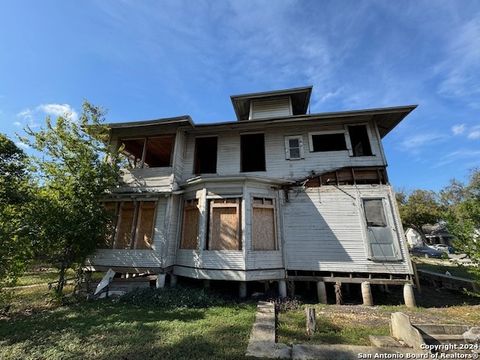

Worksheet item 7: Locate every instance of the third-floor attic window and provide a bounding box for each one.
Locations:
[120,135,175,168]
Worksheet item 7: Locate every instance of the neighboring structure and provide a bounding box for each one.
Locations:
[86,86,417,304]
[405,228,424,248]
[421,223,454,247]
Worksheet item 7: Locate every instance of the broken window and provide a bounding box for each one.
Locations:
[121,138,145,168]
[284,135,304,160]
[363,199,387,227]
[348,125,372,156]
[194,137,218,174]
[208,198,241,250]
[180,199,200,249]
[111,201,156,249]
[310,133,347,152]
[119,135,175,168]
[143,136,174,167]
[252,197,277,250]
[241,134,266,172]
[363,198,400,261]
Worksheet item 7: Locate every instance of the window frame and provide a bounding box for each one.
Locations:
[284,135,305,160]
[111,200,157,250]
[344,123,375,157]
[179,198,200,250]
[206,198,242,251]
[118,135,175,169]
[308,130,349,153]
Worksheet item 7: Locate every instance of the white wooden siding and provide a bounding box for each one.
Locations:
[249,97,292,119]
[87,197,168,269]
[120,168,173,192]
[282,185,411,274]
[181,122,384,181]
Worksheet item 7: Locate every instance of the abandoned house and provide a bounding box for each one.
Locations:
[86,86,417,304]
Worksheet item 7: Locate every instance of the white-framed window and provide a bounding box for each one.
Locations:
[284,135,304,160]
[308,130,348,152]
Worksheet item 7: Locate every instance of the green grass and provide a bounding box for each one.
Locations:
[414,259,480,282]
[0,294,256,360]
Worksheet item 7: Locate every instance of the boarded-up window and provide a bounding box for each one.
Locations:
[102,202,119,248]
[135,201,156,249]
[180,199,200,249]
[363,198,400,261]
[208,199,241,250]
[115,202,136,249]
[252,197,276,250]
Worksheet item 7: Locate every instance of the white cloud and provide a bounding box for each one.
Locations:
[13,121,22,127]
[37,103,78,122]
[451,123,465,135]
[15,141,30,149]
[467,130,480,139]
[433,149,480,168]
[400,133,447,153]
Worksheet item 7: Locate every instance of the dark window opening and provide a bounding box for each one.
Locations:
[194,137,218,174]
[363,199,387,227]
[348,125,372,156]
[311,133,347,152]
[241,133,266,172]
[143,136,174,167]
[121,138,145,168]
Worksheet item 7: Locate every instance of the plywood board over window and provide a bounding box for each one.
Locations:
[115,202,136,249]
[180,199,200,249]
[208,199,241,250]
[252,197,277,250]
[135,201,157,249]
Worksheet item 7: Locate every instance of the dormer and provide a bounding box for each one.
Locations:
[230,86,312,121]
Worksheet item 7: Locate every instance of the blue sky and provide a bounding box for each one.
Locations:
[0,0,479,191]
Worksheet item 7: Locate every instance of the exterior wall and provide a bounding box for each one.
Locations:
[282,184,412,274]
[86,196,168,271]
[249,97,292,119]
[181,121,384,182]
[119,168,173,192]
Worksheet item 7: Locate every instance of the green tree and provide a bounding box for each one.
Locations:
[23,102,121,296]
[443,169,480,264]
[0,134,32,306]
[396,189,443,231]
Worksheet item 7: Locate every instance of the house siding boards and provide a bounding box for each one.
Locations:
[283,185,410,274]
[87,86,415,283]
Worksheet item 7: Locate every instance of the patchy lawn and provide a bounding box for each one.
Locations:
[413,257,480,282]
[0,289,256,360]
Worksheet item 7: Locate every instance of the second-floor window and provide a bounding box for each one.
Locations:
[309,132,347,152]
[348,125,373,156]
[241,133,266,172]
[284,135,304,160]
[120,135,175,169]
[194,137,217,174]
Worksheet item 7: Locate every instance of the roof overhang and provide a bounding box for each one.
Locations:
[230,86,312,121]
[106,115,193,129]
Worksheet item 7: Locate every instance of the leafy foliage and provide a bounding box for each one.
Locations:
[0,134,33,308]
[443,169,480,264]
[22,102,121,296]
[396,189,443,230]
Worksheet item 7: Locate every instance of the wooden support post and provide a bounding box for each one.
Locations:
[239,282,247,299]
[278,280,287,298]
[305,307,316,337]
[412,262,422,294]
[170,274,177,287]
[403,283,416,308]
[316,281,327,304]
[156,274,166,289]
[334,282,343,305]
[361,281,373,306]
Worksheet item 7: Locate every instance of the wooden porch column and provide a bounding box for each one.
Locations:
[316,281,327,304]
[278,280,287,298]
[361,281,373,306]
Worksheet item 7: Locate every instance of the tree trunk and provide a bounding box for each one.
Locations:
[55,262,67,297]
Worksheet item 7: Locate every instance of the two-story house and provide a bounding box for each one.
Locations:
[86,86,417,305]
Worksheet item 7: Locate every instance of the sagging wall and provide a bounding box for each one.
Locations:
[174,180,285,281]
[181,121,385,181]
[86,197,169,271]
[282,184,412,274]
